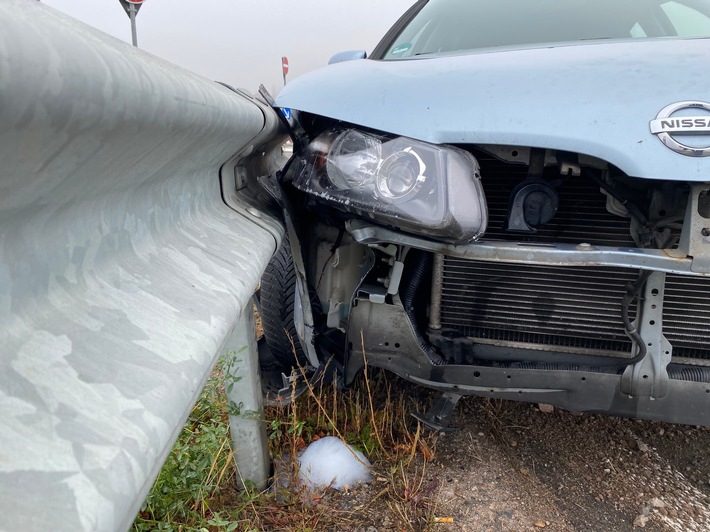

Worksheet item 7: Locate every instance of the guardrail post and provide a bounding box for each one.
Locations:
[223,306,270,491]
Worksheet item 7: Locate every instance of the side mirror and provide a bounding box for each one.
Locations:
[328,50,367,65]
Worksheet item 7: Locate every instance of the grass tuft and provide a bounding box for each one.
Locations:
[133,352,439,532]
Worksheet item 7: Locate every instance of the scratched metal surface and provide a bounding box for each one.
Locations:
[0,1,281,530]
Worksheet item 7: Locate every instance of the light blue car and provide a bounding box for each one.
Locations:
[261,0,710,427]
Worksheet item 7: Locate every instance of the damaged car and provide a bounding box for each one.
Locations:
[259,0,710,427]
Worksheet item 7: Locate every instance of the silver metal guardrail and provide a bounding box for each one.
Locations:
[0,1,284,530]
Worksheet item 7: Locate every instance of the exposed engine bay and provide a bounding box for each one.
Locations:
[271,114,710,426]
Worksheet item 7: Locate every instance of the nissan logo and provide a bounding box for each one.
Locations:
[650,101,710,157]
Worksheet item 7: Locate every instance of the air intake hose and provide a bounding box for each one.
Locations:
[400,250,447,366]
[618,270,653,370]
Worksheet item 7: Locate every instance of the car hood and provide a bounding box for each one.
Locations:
[277,39,710,181]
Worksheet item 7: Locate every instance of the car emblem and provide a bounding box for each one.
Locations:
[650,101,710,157]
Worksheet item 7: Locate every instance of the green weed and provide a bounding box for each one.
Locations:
[133,359,235,532]
[133,352,439,532]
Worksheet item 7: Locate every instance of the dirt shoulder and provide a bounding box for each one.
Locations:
[424,397,710,531]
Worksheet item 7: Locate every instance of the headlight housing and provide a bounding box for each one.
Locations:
[286,129,488,243]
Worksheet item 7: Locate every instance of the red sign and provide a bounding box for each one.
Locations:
[282,57,289,76]
[127,0,143,3]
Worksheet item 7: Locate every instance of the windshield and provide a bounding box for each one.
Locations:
[375,0,710,59]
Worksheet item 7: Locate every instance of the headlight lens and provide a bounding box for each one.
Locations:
[376,148,425,202]
[286,129,487,243]
[326,130,380,189]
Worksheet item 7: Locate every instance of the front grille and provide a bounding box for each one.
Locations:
[474,151,636,247]
[440,259,710,360]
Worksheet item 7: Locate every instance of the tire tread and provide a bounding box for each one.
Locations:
[260,238,307,368]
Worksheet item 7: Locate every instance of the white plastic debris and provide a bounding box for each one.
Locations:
[297,436,372,490]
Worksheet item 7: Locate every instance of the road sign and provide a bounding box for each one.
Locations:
[282,56,289,76]
[119,0,143,18]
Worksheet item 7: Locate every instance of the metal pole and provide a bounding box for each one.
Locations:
[224,308,270,490]
[282,69,286,87]
[129,3,138,47]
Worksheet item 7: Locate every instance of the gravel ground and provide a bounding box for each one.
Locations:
[424,396,710,531]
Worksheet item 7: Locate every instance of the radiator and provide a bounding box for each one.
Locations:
[440,259,710,360]
[438,153,710,361]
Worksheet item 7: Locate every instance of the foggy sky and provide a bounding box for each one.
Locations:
[42,0,414,95]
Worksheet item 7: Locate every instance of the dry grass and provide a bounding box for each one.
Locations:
[254,358,440,531]
[133,349,440,532]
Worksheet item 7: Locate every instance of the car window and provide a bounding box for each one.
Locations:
[377,0,710,59]
[661,1,710,34]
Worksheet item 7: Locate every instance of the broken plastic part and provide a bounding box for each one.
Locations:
[412,392,463,431]
[387,260,405,295]
[369,292,386,304]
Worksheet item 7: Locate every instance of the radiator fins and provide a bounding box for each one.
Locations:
[438,154,710,362]
[440,259,710,361]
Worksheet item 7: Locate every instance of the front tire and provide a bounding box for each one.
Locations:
[259,238,308,370]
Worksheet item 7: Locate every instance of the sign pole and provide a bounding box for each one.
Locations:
[129,3,138,47]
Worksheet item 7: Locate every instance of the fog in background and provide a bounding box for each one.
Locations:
[42,0,414,95]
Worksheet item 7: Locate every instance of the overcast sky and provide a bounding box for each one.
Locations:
[42,0,414,95]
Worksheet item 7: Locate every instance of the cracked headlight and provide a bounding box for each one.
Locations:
[287,129,487,243]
